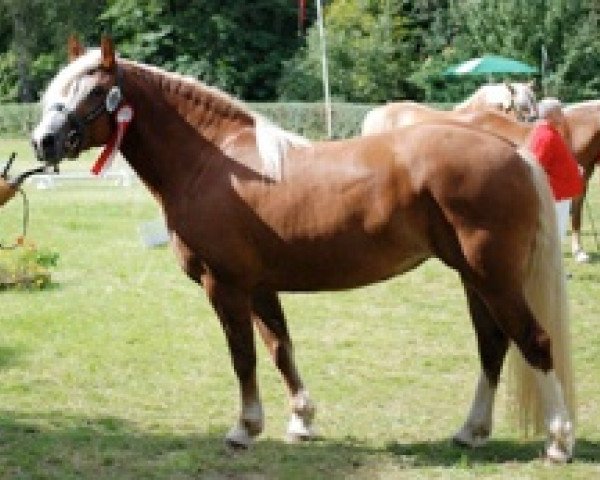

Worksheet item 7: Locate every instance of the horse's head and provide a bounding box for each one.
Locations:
[505,80,538,121]
[32,36,124,165]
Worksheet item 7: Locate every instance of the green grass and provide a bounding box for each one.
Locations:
[0,139,599,479]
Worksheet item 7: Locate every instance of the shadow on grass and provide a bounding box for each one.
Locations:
[385,437,600,466]
[0,345,24,369]
[1,411,598,479]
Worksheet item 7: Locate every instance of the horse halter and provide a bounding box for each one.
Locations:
[49,70,125,153]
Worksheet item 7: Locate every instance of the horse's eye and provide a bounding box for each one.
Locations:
[90,86,105,97]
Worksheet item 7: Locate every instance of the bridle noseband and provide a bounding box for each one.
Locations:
[48,69,125,152]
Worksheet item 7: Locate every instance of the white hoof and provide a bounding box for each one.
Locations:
[225,425,253,449]
[574,248,590,263]
[225,415,264,450]
[453,424,490,448]
[545,419,574,463]
[286,412,317,442]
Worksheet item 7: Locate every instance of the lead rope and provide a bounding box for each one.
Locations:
[0,186,28,250]
[0,153,49,250]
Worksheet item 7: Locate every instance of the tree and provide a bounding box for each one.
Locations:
[278,0,421,103]
[410,0,600,103]
[99,0,303,100]
[0,0,103,102]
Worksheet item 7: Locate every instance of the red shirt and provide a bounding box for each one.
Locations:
[528,121,583,200]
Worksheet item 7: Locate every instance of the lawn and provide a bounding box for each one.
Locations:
[0,139,599,479]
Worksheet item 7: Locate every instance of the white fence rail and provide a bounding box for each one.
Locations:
[26,168,135,189]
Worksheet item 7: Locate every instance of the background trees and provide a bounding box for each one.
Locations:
[0,0,599,104]
[277,0,420,102]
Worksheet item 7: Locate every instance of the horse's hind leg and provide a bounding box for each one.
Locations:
[477,288,573,462]
[571,167,593,262]
[454,281,509,448]
[251,291,316,442]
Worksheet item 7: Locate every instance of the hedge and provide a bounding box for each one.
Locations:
[0,102,378,140]
[0,103,41,139]
[0,102,452,140]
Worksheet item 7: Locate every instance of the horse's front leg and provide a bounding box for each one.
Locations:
[251,291,317,442]
[203,276,264,448]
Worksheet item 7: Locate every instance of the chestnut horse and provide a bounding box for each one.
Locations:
[564,101,600,262]
[31,37,575,462]
[454,82,538,121]
[362,101,596,261]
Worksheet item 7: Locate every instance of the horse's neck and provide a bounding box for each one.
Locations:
[118,62,255,195]
[567,107,600,160]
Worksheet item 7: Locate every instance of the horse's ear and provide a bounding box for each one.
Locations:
[503,80,515,95]
[68,34,85,62]
[100,35,116,70]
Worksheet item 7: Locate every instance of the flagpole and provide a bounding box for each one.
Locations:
[315,0,332,138]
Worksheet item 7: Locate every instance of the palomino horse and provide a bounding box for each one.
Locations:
[564,101,600,262]
[31,37,575,462]
[362,101,595,261]
[454,82,538,121]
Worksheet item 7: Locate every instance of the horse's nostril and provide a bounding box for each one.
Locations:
[41,134,55,152]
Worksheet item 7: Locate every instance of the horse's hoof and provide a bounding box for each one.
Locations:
[574,249,590,263]
[452,427,490,448]
[545,443,572,464]
[224,438,250,453]
[286,412,317,443]
[545,419,574,464]
[225,424,254,450]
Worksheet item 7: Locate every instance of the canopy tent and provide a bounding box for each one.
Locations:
[445,55,538,76]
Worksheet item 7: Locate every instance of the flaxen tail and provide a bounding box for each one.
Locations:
[507,147,576,434]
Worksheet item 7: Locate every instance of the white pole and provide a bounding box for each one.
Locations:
[315,0,332,138]
[541,44,548,96]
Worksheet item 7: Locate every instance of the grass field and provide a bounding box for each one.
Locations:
[0,138,599,479]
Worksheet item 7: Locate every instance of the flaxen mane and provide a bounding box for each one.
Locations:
[44,49,310,180]
[120,58,310,180]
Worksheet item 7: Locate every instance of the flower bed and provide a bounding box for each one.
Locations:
[0,241,59,289]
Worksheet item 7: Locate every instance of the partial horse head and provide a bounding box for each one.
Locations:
[455,81,538,121]
[506,80,538,121]
[32,36,122,164]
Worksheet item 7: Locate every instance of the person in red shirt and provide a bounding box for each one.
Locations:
[528,98,584,242]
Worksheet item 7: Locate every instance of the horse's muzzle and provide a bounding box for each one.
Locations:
[31,133,62,164]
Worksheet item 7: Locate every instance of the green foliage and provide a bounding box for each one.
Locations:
[278,0,421,102]
[0,50,18,102]
[1,1,600,104]
[0,103,40,138]
[409,0,600,103]
[99,0,302,100]
[0,242,59,290]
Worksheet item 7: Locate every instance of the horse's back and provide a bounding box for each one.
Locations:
[362,101,448,135]
[362,102,531,146]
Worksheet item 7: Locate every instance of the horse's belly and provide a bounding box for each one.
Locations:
[260,240,430,292]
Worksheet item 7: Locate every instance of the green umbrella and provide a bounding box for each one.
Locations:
[445,55,538,76]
